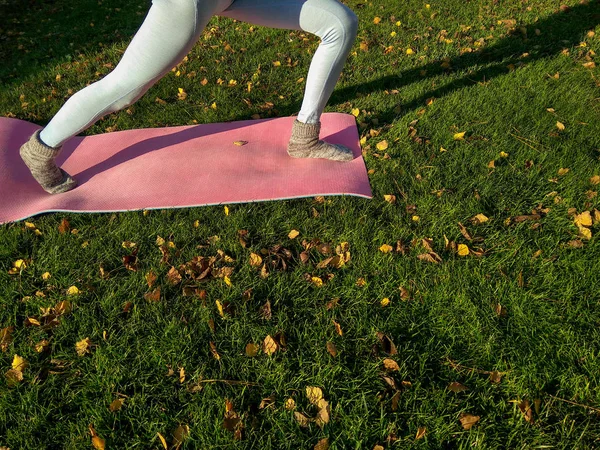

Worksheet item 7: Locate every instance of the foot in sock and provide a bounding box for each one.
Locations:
[19,130,77,194]
[287,119,354,161]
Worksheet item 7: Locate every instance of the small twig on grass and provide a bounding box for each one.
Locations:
[444,356,506,377]
[547,394,600,414]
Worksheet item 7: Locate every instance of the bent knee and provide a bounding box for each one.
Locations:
[303,1,359,44]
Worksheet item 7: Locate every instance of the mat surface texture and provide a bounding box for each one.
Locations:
[0,113,372,224]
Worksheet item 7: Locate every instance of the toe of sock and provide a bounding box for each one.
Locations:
[44,169,77,194]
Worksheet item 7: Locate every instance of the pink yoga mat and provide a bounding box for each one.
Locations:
[0,113,372,224]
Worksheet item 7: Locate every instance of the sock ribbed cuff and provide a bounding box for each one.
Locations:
[291,119,321,140]
[32,130,62,158]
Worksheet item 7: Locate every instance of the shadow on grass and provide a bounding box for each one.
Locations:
[2,0,599,130]
[232,1,600,127]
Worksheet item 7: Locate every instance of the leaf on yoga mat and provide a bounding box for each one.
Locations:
[233,140,248,146]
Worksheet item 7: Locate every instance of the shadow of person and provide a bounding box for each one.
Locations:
[230,1,600,127]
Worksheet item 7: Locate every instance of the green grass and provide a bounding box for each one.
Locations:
[1,0,600,448]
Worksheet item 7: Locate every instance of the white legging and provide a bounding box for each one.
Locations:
[39,0,359,148]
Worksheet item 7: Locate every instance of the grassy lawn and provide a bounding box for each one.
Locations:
[2,0,600,448]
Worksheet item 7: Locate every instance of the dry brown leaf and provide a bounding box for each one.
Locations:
[5,368,23,385]
[383,358,400,371]
[144,287,161,302]
[0,327,14,352]
[417,252,442,263]
[249,252,262,267]
[294,411,311,427]
[259,395,276,409]
[92,436,105,450]
[326,341,338,357]
[415,426,427,440]
[314,438,329,450]
[315,400,330,427]
[245,343,259,357]
[376,332,398,355]
[260,300,272,320]
[519,399,534,424]
[58,218,70,234]
[448,382,468,393]
[109,398,125,412]
[172,424,190,448]
[209,341,220,360]
[263,335,278,355]
[332,320,343,336]
[306,386,323,405]
[459,413,480,430]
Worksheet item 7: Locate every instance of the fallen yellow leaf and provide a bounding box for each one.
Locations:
[379,244,393,253]
[306,386,324,405]
[376,140,388,151]
[12,354,28,372]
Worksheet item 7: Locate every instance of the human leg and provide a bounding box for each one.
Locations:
[21,0,232,193]
[220,0,359,161]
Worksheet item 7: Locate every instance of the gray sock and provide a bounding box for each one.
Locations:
[19,129,77,194]
[287,120,354,161]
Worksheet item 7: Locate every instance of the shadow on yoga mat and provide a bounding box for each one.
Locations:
[0,112,372,224]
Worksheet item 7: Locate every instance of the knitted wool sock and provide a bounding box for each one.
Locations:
[19,129,77,194]
[287,119,354,161]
